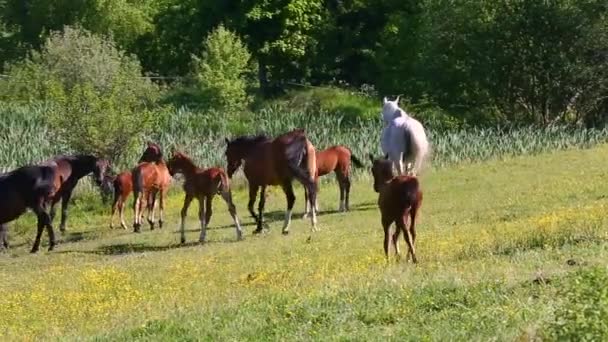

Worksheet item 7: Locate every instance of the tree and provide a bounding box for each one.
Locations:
[193,24,256,114]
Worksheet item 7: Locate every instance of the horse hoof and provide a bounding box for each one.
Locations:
[159,221,163,229]
[282,230,289,235]
[30,248,39,254]
[252,229,263,235]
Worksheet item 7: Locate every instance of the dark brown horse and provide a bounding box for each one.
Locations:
[369,155,423,263]
[109,144,163,229]
[0,164,57,253]
[42,155,111,233]
[132,142,172,232]
[167,150,243,243]
[303,145,364,217]
[225,129,318,235]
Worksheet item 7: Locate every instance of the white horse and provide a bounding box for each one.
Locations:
[380,96,430,176]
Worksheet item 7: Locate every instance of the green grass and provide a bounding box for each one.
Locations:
[2,145,608,340]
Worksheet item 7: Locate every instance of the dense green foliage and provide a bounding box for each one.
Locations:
[1,27,160,161]
[192,24,256,114]
[1,0,607,125]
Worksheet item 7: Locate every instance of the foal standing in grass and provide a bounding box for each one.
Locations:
[370,155,423,263]
[167,150,243,244]
[303,145,364,217]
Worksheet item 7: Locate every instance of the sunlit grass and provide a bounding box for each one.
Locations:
[1,145,608,340]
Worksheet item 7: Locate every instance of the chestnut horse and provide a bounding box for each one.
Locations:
[42,155,111,233]
[109,144,163,229]
[0,164,57,253]
[303,145,364,217]
[225,129,318,235]
[167,151,243,243]
[132,142,172,232]
[369,155,422,263]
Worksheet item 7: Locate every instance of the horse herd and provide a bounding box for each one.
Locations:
[0,97,429,262]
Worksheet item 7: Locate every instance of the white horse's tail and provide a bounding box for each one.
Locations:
[406,119,431,175]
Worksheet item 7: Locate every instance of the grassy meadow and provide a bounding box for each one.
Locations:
[1,144,608,340]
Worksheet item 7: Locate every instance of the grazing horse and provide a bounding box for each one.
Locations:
[380,96,430,176]
[0,164,57,253]
[166,151,243,243]
[132,142,172,232]
[225,129,318,235]
[41,155,111,233]
[302,145,364,217]
[109,144,163,229]
[369,154,423,263]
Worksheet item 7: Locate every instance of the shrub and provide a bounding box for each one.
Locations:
[192,24,257,114]
[1,26,160,162]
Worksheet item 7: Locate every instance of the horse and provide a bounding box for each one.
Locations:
[0,164,57,253]
[224,129,318,235]
[42,154,111,233]
[369,154,423,263]
[302,145,364,218]
[132,142,172,232]
[166,151,243,243]
[109,143,163,229]
[380,96,430,176]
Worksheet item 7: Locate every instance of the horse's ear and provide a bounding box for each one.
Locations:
[384,154,389,160]
[395,95,400,104]
[224,137,230,145]
[368,153,375,164]
[383,97,387,104]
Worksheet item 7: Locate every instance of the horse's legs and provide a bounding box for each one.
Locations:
[58,189,73,233]
[179,193,193,244]
[158,189,166,229]
[398,212,417,264]
[248,185,260,224]
[337,173,345,212]
[204,194,213,227]
[221,189,243,241]
[31,202,54,253]
[305,180,319,233]
[110,192,119,229]
[392,223,402,261]
[198,196,208,243]
[0,224,8,251]
[382,216,392,261]
[118,197,128,230]
[344,176,351,211]
[281,181,296,235]
[303,186,310,219]
[407,205,419,263]
[133,191,143,232]
[146,190,157,230]
[254,186,267,234]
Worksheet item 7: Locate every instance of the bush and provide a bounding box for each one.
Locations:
[192,24,257,114]
[546,266,608,340]
[1,26,160,162]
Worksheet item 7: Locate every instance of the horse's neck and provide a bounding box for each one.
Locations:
[179,158,200,177]
[69,156,97,178]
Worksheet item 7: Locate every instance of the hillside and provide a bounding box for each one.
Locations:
[1,145,608,340]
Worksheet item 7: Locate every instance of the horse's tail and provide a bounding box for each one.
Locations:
[132,166,145,197]
[34,165,57,200]
[216,169,231,195]
[284,135,316,186]
[350,154,364,169]
[406,121,431,175]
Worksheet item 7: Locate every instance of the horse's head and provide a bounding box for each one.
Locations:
[381,96,402,124]
[369,153,394,193]
[139,141,163,163]
[224,138,243,178]
[92,158,111,187]
[166,150,189,176]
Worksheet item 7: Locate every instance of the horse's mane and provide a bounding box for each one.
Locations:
[230,134,270,146]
